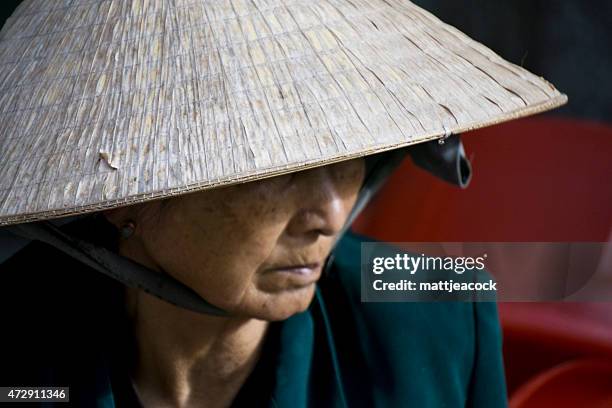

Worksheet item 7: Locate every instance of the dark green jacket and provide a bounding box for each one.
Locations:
[0,231,507,407]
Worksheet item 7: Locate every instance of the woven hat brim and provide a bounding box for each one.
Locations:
[0,0,566,226]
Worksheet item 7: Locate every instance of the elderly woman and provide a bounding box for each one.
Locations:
[0,0,565,407]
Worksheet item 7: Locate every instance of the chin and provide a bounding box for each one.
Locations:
[246,284,317,321]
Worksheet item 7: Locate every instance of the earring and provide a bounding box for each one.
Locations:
[120,221,136,239]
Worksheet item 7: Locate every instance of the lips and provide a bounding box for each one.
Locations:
[260,261,323,292]
[266,263,321,274]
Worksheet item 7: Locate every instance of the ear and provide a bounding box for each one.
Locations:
[102,201,160,232]
[102,206,134,229]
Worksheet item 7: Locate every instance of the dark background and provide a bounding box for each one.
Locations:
[413,0,612,122]
[2,0,610,122]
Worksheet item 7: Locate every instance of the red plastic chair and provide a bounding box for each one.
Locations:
[509,359,612,408]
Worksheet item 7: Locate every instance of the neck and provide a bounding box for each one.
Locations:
[126,288,269,408]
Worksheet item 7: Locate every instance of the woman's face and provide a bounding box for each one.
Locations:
[106,158,366,321]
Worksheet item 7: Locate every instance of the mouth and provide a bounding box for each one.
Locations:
[266,263,321,275]
[260,262,323,291]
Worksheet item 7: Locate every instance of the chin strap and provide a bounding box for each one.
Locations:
[6,221,227,316]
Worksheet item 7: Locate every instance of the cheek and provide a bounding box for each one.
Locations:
[144,189,291,308]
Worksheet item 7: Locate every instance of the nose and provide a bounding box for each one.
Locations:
[283,166,352,242]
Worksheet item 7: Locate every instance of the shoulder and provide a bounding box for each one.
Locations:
[328,230,484,356]
[319,231,507,407]
[329,230,491,330]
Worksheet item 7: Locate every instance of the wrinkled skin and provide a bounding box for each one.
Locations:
[105,158,366,321]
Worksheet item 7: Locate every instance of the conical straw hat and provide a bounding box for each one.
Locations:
[0,0,566,226]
